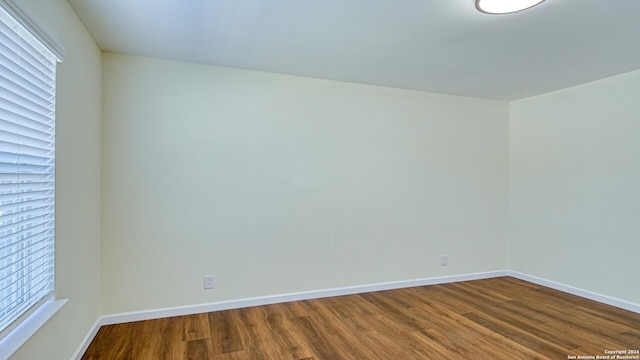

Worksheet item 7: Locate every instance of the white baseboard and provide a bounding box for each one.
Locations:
[507,270,640,314]
[73,269,640,359]
[100,270,508,326]
[71,317,101,360]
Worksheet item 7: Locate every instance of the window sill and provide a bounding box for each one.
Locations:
[0,298,67,359]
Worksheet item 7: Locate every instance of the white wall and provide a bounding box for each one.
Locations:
[8,0,102,359]
[102,53,509,314]
[509,69,640,304]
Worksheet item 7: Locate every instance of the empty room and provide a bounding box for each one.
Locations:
[0,0,638,359]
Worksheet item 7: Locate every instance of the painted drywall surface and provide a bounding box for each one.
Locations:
[509,69,640,303]
[102,53,509,314]
[9,0,102,359]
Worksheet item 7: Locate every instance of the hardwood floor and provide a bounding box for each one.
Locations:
[82,277,640,359]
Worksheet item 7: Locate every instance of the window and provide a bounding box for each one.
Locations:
[0,0,61,342]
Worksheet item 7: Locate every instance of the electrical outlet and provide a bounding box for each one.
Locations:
[440,255,448,266]
[203,275,216,289]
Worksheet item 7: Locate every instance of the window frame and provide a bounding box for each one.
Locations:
[0,0,66,357]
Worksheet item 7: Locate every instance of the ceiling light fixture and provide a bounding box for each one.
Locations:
[475,0,546,14]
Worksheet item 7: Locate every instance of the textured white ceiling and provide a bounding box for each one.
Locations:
[67,0,640,100]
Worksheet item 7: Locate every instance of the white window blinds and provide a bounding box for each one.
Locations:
[0,4,58,336]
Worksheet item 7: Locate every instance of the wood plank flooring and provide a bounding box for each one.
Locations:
[82,277,640,359]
